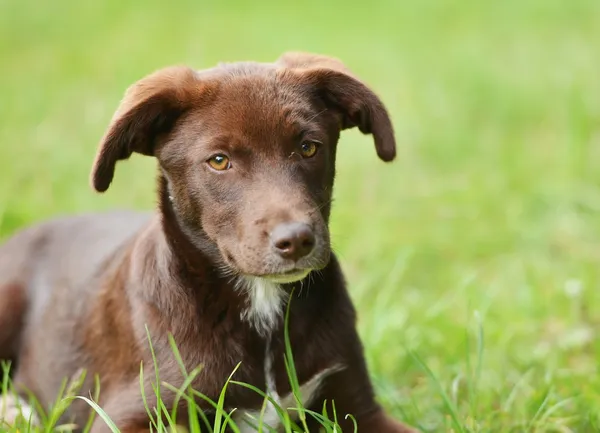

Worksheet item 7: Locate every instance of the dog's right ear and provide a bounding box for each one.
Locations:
[276,52,353,76]
[277,52,396,162]
[90,66,202,193]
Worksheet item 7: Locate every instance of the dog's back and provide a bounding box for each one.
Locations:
[0,211,151,384]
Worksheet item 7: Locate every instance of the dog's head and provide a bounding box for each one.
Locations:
[91,52,395,284]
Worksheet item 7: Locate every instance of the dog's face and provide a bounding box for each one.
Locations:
[157,70,340,282]
[90,53,395,283]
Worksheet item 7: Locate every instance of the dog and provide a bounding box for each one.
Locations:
[0,52,416,433]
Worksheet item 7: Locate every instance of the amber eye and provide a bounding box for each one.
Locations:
[207,154,231,171]
[299,141,319,158]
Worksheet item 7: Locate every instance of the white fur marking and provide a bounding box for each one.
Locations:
[236,337,284,432]
[233,361,344,432]
[264,338,281,404]
[0,394,39,427]
[238,277,285,336]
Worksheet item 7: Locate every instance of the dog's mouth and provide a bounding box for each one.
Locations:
[262,268,312,284]
[221,241,330,285]
[220,252,316,284]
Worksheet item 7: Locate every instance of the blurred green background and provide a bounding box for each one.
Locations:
[2,0,600,431]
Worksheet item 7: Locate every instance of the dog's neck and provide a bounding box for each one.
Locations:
[148,174,288,336]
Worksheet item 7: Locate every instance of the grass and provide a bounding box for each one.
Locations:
[1,0,600,431]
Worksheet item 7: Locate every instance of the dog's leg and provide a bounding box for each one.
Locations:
[358,409,418,433]
[0,283,27,369]
[88,385,189,433]
[306,330,418,433]
[91,418,187,433]
[90,411,150,433]
[307,380,417,433]
[310,397,417,432]
[0,393,39,427]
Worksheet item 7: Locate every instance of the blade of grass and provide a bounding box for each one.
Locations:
[161,383,213,433]
[282,289,309,432]
[287,407,339,431]
[186,389,202,433]
[536,397,575,426]
[145,325,162,418]
[344,413,358,433]
[82,374,102,433]
[472,310,484,417]
[230,380,294,432]
[331,400,338,432]
[75,396,120,433]
[409,350,465,433]
[526,387,553,432]
[213,362,242,433]
[45,369,87,433]
[140,362,159,432]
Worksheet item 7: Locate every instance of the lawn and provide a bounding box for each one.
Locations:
[1,0,600,431]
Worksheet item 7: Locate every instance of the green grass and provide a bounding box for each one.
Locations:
[2,0,600,431]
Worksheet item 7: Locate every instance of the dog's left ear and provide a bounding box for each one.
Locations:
[277,52,396,162]
[90,66,204,193]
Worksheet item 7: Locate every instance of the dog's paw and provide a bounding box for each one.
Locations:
[0,394,39,427]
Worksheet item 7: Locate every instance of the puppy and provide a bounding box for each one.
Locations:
[0,52,416,432]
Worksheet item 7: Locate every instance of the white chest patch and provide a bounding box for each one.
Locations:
[233,340,343,432]
[238,277,285,336]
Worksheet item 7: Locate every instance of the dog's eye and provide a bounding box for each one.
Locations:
[299,141,319,158]
[207,154,232,171]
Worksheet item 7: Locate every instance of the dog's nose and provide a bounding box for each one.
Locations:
[271,222,315,261]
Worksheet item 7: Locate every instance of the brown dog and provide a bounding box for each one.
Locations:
[0,52,416,432]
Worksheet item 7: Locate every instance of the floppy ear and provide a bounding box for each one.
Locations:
[277,52,396,162]
[90,66,202,192]
[276,51,354,76]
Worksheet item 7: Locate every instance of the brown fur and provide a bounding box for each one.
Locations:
[0,52,416,432]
